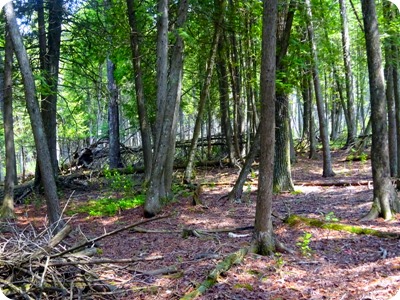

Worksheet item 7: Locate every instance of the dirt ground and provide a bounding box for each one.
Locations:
[13,151,400,299]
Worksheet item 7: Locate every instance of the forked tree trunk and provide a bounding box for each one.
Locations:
[4,2,62,231]
[360,0,400,221]
[144,0,188,217]
[252,0,278,255]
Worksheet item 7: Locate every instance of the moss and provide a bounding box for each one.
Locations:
[285,214,400,239]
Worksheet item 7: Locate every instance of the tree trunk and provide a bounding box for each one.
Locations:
[42,0,63,175]
[163,0,188,196]
[274,93,294,193]
[305,0,335,177]
[360,0,400,221]
[4,1,62,231]
[273,0,296,193]
[145,0,188,216]
[216,39,235,165]
[383,1,397,177]
[339,0,357,147]
[184,0,225,183]
[107,58,122,169]
[252,0,278,255]
[0,24,16,219]
[126,0,153,182]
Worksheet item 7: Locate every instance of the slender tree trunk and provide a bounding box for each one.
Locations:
[107,58,122,168]
[339,0,357,147]
[360,0,400,221]
[126,0,153,181]
[184,0,225,183]
[163,0,189,195]
[0,25,16,219]
[305,0,335,177]
[383,1,397,177]
[4,1,62,231]
[216,39,235,165]
[252,0,278,255]
[42,0,63,174]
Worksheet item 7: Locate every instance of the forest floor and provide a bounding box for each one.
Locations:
[13,150,400,299]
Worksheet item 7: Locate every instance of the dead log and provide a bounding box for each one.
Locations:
[294,179,371,187]
[180,247,249,300]
[285,214,400,239]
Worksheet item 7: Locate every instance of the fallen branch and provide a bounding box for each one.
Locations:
[51,214,170,258]
[44,255,163,267]
[180,247,249,300]
[133,266,178,276]
[285,214,400,239]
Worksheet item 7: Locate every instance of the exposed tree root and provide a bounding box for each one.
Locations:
[285,214,400,239]
[180,247,249,300]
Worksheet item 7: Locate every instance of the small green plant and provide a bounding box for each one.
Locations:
[104,169,135,195]
[290,190,302,196]
[324,211,339,222]
[296,232,313,257]
[68,194,145,217]
[274,253,285,269]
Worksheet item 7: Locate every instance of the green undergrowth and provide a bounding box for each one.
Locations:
[68,194,145,217]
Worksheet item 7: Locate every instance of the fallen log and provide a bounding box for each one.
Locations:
[294,179,371,187]
[285,214,400,239]
[180,247,248,300]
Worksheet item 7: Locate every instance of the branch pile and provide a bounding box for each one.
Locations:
[0,223,122,299]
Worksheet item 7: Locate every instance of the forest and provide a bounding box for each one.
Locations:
[0,0,399,299]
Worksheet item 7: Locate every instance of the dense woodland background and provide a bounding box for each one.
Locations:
[0,0,399,224]
[0,0,400,298]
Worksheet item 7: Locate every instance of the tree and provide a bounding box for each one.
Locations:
[252,0,278,255]
[339,0,357,148]
[107,58,123,168]
[0,24,16,219]
[144,0,188,217]
[273,0,296,193]
[360,0,400,220]
[4,1,63,231]
[304,0,335,177]
[184,0,225,183]
[126,0,153,182]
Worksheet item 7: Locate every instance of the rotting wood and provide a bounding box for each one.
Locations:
[285,214,400,239]
[180,247,249,300]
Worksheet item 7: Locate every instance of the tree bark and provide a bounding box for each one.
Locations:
[0,24,16,219]
[305,0,335,177]
[4,1,62,231]
[126,0,153,182]
[107,58,122,169]
[360,0,400,221]
[252,0,278,255]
